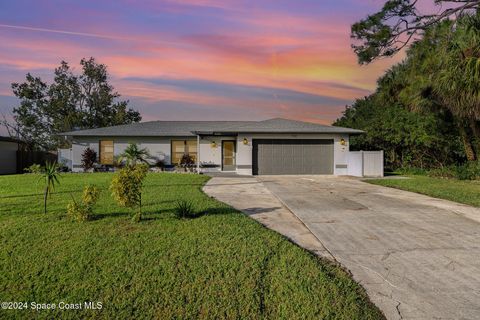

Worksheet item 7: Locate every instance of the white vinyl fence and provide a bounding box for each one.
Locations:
[58,148,73,170]
[347,151,384,177]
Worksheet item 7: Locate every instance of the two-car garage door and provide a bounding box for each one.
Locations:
[252,139,334,175]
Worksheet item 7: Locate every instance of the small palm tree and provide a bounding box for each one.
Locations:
[40,161,61,213]
[119,143,151,167]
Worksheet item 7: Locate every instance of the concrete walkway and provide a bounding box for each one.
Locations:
[204,175,480,320]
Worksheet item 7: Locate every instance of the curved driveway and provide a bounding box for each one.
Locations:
[258,176,480,320]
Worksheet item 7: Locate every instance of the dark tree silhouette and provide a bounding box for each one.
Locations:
[5,58,141,150]
[351,0,480,64]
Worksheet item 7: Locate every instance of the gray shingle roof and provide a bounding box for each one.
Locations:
[60,118,363,137]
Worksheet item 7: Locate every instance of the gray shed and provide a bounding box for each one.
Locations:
[0,136,23,175]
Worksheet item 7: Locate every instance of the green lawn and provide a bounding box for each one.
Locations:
[0,173,382,319]
[367,175,480,207]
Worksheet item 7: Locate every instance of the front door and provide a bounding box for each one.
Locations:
[222,141,236,171]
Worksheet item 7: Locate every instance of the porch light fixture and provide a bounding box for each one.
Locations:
[211,141,217,148]
[243,138,249,145]
[340,138,346,146]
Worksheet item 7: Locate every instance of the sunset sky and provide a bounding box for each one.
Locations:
[0,0,409,131]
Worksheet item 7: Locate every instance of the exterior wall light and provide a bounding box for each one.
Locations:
[211,141,217,148]
[243,138,249,145]
[340,138,346,146]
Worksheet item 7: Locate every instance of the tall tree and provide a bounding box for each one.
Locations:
[7,58,141,150]
[348,8,480,162]
[351,0,480,64]
[379,19,479,161]
[10,74,50,150]
[396,14,480,159]
[432,14,480,157]
[335,15,480,168]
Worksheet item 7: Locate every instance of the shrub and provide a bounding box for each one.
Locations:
[455,161,480,180]
[24,163,43,174]
[396,166,427,176]
[427,162,480,180]
[155,159,166,170]
[427,166,457,179]
[113,155,124,169]
[82,184,101,207]
[66,202,83,221]
[81,148,97,172]
[118,143,150,167]
[179,154,195,171]
[57,163,70,172]
[174,199,197,219]
[67,184,101,221]
[110,164,149,221]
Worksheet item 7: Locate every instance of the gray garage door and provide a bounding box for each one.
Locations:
[252,139,334,175]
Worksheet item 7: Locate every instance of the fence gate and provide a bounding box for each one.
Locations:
[347,151,384,177]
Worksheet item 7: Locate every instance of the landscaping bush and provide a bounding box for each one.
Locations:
[112,155,124,169]
[82,184,101,208]
[427,166,457,179]
[427,162,480,180]
[155,159,166,171]
[24,163,43,174]
[455,161,480,180]
[81,148,97,172]
[67,184,101,221]
[179,154,195,172]
[396,166,428,176]
[110,163,149,222]
[118,143,150,167]
[57,162,70,172]
[174,199,198,219]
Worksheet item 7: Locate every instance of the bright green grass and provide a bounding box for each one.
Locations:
[367,175,480,207]
[0,173,383,319]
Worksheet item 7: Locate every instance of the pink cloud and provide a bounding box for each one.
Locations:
[0,1,405,125]
[163,0,237,9]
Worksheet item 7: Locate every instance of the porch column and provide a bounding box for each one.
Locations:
[196,134,200,173]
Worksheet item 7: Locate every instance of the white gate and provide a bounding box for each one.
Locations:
[57,148,72,170]
[347,151,384,177]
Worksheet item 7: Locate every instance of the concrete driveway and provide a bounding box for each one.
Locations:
[205,175,480,320]
[259,176,480,320]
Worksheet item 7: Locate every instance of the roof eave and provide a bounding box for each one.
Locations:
[60,133,197,137]
[347,130,364,135]
[196,130,365,135]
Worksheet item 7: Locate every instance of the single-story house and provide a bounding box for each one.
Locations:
[60,118,383,176]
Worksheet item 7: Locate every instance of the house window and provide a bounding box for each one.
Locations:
[171,140,197,164]
[99,140,114,165]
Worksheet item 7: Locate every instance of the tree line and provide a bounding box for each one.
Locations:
[336,2,480,169]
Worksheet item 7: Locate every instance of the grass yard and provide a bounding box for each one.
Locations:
[0,173,383,319]
[367,175,480,207]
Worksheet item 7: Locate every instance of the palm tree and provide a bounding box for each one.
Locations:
[40,161,60,213]
[390,16,480,161]
[118,143,151,167]
[433,14,480,160]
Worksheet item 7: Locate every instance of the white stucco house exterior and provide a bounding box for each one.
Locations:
[60,118,382,176]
